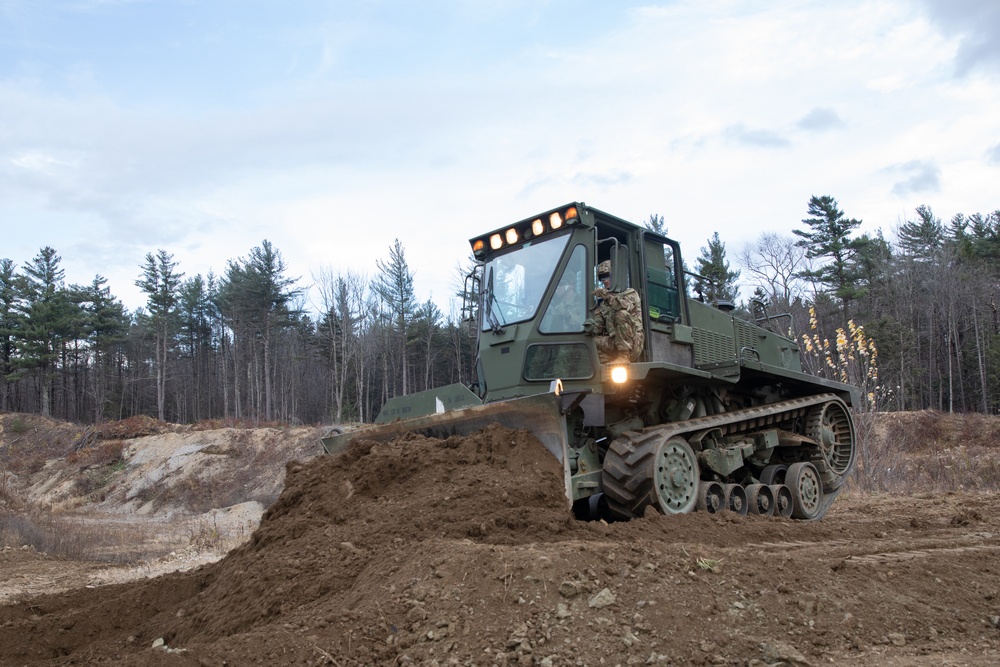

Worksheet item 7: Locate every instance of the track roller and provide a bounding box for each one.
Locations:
[769,484,793,518]
[697,481,725,513]
[787,462,824,520]
[724,484,749,515]
[745,483,774,515]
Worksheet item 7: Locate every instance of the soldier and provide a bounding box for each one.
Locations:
[545,280,584,331]
[585,260,644,363]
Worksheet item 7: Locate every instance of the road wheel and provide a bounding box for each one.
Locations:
[724,484,748,515]
[770,484,793,517]
[697,481,726,513]
[787,462,823,520]
[745,483,774,515]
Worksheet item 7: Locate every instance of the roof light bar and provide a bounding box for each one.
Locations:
[470,204,583,257]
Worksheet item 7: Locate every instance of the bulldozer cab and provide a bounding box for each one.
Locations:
[467,202,689,402]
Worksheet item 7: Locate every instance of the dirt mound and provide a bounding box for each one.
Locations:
[165,424,575,645]
[0,424,582,664]
[3,425,1000,665]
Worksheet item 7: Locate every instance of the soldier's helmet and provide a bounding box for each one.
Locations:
[597,260,611,278]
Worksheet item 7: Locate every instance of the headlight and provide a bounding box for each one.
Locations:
[505,227,519,245]
[531,218,544,236]
[610,365,629,384]
[549,212,563,229]
[490,234,503,250]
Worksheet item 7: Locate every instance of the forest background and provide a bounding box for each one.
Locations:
[1,195,998,427]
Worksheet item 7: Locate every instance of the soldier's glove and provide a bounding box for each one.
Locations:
[583,318,598,335]
[594,287,608,300]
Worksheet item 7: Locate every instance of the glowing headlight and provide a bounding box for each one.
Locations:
[564,206,578,222]
[531,218,544,236]
[472,239,485,252]
[610,365,629,384]
[549,212,563,229]
[505,227,519,245]
[490,234,503,250]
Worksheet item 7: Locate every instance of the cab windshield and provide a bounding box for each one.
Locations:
[482,234,570,331]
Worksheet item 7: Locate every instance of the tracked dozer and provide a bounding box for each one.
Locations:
[323,203,859,520]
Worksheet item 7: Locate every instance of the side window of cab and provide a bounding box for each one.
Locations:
[644,239,680,322]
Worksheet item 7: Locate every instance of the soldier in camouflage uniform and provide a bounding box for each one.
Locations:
[586,260,644,363]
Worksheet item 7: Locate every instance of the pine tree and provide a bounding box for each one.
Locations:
[0,258,18,411]
[136,250,184,421]
[372,239,416,397]
[244,241,301,421]
[897,205,945,260]
[217,241,301,421]
[643,214,668,235]
[79,275,128,421]
[793,195,868,325]
[178,274,217,421]
[695,232,740,303]
[14,247,80,417]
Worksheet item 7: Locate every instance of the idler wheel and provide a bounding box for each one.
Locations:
[602,433,699,518]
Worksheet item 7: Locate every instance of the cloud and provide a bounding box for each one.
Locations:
[987,143,1000,166]
[919,0,1000,77]
[888,160,941,196]
[571,170,632,188]
[795,108,845,132]
[724,124,791,148]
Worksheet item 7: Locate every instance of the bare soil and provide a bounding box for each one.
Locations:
[2,414,1000,665]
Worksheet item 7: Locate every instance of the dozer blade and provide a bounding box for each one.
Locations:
[321,390,574,503]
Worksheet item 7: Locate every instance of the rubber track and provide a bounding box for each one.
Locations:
[603,394,852,519]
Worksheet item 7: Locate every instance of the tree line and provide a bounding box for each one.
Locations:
[1,196,998,426]
[730,196,1000,414]
[0,239,475,425]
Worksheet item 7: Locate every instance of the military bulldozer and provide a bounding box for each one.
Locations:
[323,202,859,520]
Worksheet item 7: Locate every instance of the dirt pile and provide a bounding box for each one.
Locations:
[2,424,1000,665]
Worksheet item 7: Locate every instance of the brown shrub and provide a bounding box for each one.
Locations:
[0,509,161,562]
[94,415,170,440]
[851,411,1000,494]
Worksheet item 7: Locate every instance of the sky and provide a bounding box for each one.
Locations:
[2,0,999,316]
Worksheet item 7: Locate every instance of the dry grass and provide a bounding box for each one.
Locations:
[0,509,165,563]
[847,410,1000,494]
[0,413,82,470]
